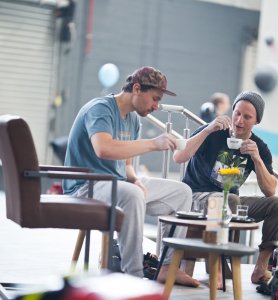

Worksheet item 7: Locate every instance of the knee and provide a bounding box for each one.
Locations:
[122,187,146,212]
[176,182,192,199]
[175,182,192,210]
[268,196,278,213]
[184,183,192,198]
[269,195,278,203]
[228,193,240,213]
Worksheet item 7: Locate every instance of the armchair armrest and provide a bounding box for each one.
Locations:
[24,169,116,208]
[27,170,113,181]
[39,165,92,173]
[24,168,118,270]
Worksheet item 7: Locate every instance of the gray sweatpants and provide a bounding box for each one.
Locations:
[193,192,278,250]
[74,176,192,277]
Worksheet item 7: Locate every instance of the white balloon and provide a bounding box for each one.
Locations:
[98,63,120,88]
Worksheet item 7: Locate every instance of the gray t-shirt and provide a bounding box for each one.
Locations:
[63,94,140,194]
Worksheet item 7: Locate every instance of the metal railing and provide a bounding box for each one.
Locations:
[145,105,205,180]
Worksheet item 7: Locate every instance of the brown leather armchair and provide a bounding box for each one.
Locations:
[0,115,124,275]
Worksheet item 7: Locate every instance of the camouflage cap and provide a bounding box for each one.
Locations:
[126,66,176,96]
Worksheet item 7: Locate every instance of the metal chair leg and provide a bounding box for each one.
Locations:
[84,230,91,271]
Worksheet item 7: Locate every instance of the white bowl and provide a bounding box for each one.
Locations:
[227,137,242,149]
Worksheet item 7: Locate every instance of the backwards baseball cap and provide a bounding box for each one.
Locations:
[232,91,265,123]
[126,66,176,96]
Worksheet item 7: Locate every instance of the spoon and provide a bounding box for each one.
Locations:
[229,125,235,138]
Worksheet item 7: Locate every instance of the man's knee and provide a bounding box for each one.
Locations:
[174,182,192,209]
[268,195,278,213]
[228,193,240,213]
[120,185,146,211]
[174,181,192,200]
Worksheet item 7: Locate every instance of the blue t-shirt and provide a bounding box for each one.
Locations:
[63,94,140,194]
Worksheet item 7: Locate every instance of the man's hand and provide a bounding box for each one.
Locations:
[205,115,231,134]
[151,133,177,151]
[134,179,147,198]
[240,139,260,162]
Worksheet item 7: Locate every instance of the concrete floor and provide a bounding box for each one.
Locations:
[0,192,268,300]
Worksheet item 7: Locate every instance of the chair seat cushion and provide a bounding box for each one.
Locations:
[36,195,124,231]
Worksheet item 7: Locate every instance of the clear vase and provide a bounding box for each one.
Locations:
[221,190,233,225]
[217,190,233,244]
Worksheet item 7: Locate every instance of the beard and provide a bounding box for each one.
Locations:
[137,109,152,117]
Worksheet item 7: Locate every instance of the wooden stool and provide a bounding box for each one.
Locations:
[162,238,256,300]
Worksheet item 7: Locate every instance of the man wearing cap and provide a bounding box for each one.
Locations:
[174,90,278,285]
[63,66,199,286]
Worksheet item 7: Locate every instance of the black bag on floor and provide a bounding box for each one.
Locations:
[111,239,122,272]
[271,270,278,300]
[111,240,160,279]
[256,270,278,299]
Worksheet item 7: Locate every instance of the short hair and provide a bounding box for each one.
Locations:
[122,82,160,93]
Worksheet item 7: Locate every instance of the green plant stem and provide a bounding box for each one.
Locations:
[223,190,229,205]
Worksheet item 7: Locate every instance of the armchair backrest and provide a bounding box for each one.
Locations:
[0,115,41,226]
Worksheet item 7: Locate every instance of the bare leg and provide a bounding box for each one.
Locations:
[251,248,273,284]
[158,264,200,287]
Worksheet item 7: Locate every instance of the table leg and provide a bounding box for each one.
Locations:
[163,249,184,300]
[231,256,242,300]
[154,224,176,280]
[233,230,240,243]
[221,254,226,292]
[208,253,219,300]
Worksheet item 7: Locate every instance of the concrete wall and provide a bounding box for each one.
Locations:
[55,0,259,172]
[253,0,278,170]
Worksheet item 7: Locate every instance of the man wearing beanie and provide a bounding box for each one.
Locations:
[174,90,278,286]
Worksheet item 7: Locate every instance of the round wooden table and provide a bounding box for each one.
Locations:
[158,215,259,243]
[158,215,259,231]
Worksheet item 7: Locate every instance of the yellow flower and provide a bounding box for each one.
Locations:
[218,167,240,192]
[218,168,240,176]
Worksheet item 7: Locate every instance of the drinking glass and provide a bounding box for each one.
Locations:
[236,205,248,220]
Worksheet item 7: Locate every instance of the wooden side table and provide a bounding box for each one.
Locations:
[154,215,259,291]
[162,238,256,300]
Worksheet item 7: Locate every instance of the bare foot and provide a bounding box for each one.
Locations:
[251,270,272,284]
[157,265,200,287]
[251,248,273,284]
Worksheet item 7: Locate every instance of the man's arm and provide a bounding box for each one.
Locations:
[254,160,277,197]
[126,158,138,183]
[173,115,231,163]
[240,139,277,197]
[91,132,176,160]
